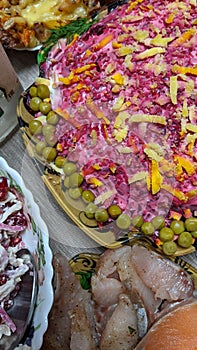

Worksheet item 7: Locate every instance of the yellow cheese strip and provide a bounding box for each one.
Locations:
[170,76,178,105]
[161,184,188,202]
[174,155,196,176]
[150,160,163,195]
[128,171,148,184]
[136,47,166,60]
[129,114,167,125]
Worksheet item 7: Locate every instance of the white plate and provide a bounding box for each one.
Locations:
[0,156,54,350]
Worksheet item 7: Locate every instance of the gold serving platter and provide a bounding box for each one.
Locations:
[17,0,197,257]
[18,95,196,256]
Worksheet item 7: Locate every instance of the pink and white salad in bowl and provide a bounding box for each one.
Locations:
[0,156,53,350]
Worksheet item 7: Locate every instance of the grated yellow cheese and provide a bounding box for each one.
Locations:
[136,47,166,60]
[170,75,178,105]
[129,113,167,125]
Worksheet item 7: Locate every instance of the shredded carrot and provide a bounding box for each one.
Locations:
[165,11,177,24]
[66,34,79,48]
[92,34,113,51]
[172,64,197,76]
[126,0,144,12]
[171,28,196,46]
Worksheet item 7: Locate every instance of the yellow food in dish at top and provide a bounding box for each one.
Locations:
[21,0,87,28]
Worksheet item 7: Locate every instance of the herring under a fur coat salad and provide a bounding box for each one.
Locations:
[27,0,197,255]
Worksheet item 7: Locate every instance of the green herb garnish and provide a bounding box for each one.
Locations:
[37,17,97,65]
[75,271,93,290]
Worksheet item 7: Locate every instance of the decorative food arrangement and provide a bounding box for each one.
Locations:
[0,176,32,340]
[18,0,197,255]
[42,243,197,349]
[0,0,101,49]
[0,157,53,350]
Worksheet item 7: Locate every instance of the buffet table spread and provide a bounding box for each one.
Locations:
[1,43,197,349]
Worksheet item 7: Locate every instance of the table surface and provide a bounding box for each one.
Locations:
[1,48,197,348]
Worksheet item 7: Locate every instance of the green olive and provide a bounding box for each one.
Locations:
[151,216,165,230]
[170,220,185,235]
[39,101,51,115]
[82,190,95,203]
[46,111,59,125]
[178,231,193,248]
[85,203,98,219]
[107,204,122,219]
[55,156,66,168]
[162,241,177,255]
[191,230,197,238]
[45,134,58,147]
[42,124,56,138]
[37,84,50,99]
[42,147,57,162]
[63,162,77,176]
[63,177,70,189]
[29,119,42,135]
[131,215,144,228]
[159,227,174,242]
[116,213,131,230]
[184,218,197,232]
[35,140,46,155]
[141,222,155,236]
[29,97,42,112]
[68,187,82,199]
[69,172,83,188]
[29,86,37,97]
[95,208,109,223]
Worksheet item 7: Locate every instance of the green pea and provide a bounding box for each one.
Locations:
[95,208,109,223]
[116,213,131,230]
[37,84,50,99]
[29,97,42,112]
[85,203,98,219]
[54,156,66,168]
[151,216,165,230]
[69,172,83,188]
[39,101,51,115]
[185,218,197,232]
[82,190,95,203]
[42,147,57,162]
[35,141,46,155]
[63,162,77,176]
[68,187,82,199]
[191,230,197,238]
[178,231,193,248]
[162,241,177,255]
[46,111,59,125]
[141,222,155,236]
[63,177,70,189]
[29,119,42,135]
[159,227,174,242]
[108,204,122,219]
[170,220,185,235]
[29,86,37,97]
[131,215,144,228]
[45,134,58,147]
[42,124,56,138]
